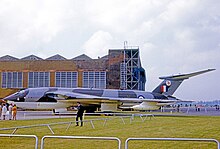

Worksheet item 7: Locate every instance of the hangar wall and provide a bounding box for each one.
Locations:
[0,48,146,99]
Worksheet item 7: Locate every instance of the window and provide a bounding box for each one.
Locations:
[28,72,50,88]
[55,72,78,88]
[83,71,106,89]
[1,72,23,88]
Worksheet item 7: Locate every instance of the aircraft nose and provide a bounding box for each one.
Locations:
[3,93,20,101]
[3,89,29,102]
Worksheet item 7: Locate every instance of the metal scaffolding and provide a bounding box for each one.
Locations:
[120,44,146,90]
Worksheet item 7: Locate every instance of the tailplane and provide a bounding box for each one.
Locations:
[152,69,215,96]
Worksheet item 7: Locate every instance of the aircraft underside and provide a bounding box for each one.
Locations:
[9,100,165,112]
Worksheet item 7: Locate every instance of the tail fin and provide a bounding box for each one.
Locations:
[152,69,215,96]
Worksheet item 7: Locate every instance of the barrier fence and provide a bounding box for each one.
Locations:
[0,134,38,149]
[41,135,121,149]
[0,114,154,135]
[0,134,219,149]
[125,138,220,149]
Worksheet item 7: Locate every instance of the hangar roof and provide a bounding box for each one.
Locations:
[0,55,19,61]
[46,54,67,60]
[72,54,92,60]
[21,55,43,60]
[100,55,108,59]
[0,54,93,61]
[0,49,124,61]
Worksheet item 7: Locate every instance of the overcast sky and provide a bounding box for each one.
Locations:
[0,0,219,101]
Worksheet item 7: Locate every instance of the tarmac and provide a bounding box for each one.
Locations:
[2,106,220,120]
[160,106,220,116]
[16,111,76,120]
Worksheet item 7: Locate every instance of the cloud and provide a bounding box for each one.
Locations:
[83,30,114,58]
[0,0,219,100]
[0,0,76,57]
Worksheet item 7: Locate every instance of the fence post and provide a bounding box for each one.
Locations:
[41,135,121,149]
[0,134,38,149]
[125,137,220,149]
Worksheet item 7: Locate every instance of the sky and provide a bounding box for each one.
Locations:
[0,0,219,101]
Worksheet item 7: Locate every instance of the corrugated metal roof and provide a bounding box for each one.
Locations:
[0,55,19,61]
[100,55,108,59]
[21,55,43,60]
[46,54,67,60]
[72,54,92,60]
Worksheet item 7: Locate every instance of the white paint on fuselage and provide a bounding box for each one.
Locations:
[101,103,118,111]
[132,102,160,110]
[11,102,72,110]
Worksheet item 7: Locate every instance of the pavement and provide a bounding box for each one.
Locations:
[160,106,220,116]
[1,106,220,120]
[16,111,76,120]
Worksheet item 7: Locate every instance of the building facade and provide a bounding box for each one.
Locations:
[0,48,146,98]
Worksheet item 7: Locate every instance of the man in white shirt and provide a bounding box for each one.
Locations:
[8,104,13,120]
[2,104,7,120]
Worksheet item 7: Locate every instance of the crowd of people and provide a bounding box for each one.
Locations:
[0,103,17,120]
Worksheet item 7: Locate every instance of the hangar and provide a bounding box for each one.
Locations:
[0,47,146,99]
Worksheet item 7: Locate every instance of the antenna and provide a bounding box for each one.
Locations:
[124,41,128,49]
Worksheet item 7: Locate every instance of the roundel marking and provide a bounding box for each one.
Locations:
[166,80,171,86]
[138,95,145,99]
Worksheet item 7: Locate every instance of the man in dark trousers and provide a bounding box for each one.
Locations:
[75,102,84,126]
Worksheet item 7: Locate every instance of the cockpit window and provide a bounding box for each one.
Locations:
[18,89,29,97]
[19,90,26,94]
[14,92,20,95]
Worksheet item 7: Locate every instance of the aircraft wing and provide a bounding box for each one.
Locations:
[45,90,116,105]
[45,90,176,106]
[109,98,176,103]
[159,69,215,80]
[46,90,104,99]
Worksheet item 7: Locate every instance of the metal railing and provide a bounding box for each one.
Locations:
[125,137,220,149]
[0,134,38,149]
[0,117,129,135]
[1,134,219,149]
[41,135,121,149]
[0,114,154,135]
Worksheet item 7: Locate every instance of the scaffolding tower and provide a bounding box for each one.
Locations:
[120,46,146,91]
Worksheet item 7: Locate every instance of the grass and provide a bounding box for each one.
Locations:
[0,115,220,149]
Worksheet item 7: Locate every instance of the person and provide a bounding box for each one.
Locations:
[195,105,197,111]
[8,104,13,120]
[216,105,220,111]
[2,104,7,120]
[0,103,2,120]
[12,104,17,120]
[75,102,84,126]
[177,104,180,112]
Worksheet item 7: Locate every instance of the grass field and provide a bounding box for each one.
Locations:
[0,115,220,149]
